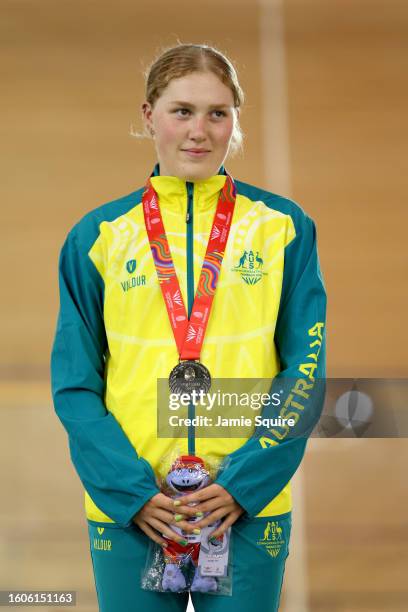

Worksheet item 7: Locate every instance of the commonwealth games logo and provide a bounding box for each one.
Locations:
[231,250,267,285]
[257,521,285,558]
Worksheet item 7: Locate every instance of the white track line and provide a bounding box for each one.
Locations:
[259,1,309,611]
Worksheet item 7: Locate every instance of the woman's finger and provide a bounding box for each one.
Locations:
[170,517,205,534]
[176,496,225,516]
[141,501,202,528]
[193,506,230,529]
[175,488,233,515]
[179,484,221,506]
[149,492,181,513]
[134,518,168,547]
[156,509,204,534]
[209,509,244,539]
[147,516,191,545]
[145,507,181,526]
[170,502,202,517]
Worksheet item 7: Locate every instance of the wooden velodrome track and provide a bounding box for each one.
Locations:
[1,1,407,610]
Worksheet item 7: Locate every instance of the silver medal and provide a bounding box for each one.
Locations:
[169,360,211,396]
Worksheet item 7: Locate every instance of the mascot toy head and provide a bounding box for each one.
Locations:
[165,455,211,497]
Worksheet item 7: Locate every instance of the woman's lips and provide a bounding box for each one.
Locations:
[181,149,211,158]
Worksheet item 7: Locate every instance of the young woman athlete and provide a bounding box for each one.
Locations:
[51,43,326,612]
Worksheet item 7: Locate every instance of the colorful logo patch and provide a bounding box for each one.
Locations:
[231,250,268,285]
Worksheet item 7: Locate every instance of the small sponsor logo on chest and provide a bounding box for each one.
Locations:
[121,259,146,292]
[121,276,146,292]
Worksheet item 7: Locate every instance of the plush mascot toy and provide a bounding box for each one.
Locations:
[161,455,219,592]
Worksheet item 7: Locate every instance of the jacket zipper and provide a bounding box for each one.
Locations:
[186,182,195,455]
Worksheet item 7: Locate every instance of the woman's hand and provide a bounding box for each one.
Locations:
[173,484,245,538]
[133,484,244,545]
[133,492,196,547]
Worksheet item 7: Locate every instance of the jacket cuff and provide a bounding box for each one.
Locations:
[214,476,261,519]
[121,486,161,528]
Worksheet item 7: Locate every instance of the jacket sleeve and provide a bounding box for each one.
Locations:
[214,214,327,518]
[50,227,160,527]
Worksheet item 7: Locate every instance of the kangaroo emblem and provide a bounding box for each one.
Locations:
[262,523,271,540]
[237,251,248,268]
[232,249,267,285]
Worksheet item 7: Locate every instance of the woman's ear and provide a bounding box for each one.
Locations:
[142,102,154,137]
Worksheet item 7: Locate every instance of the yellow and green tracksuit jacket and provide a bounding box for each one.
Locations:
[50,164,326,527]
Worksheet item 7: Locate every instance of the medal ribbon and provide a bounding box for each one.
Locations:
[142,174,236,361]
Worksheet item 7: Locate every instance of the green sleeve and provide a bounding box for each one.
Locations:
[215,215,327,517]
[50,228,160,527]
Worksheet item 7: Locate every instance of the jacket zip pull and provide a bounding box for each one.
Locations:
[186,182,194,224]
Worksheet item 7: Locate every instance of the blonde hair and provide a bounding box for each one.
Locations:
[131,43,244,154]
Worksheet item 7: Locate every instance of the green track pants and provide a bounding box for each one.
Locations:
[88,512,291,612]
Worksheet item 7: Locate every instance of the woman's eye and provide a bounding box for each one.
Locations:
[212,110,226,119]
[175,108,191,117]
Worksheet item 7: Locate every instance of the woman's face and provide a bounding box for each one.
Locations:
[142,71,237,181]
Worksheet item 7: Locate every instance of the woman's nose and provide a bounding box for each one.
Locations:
[188,115,207,140]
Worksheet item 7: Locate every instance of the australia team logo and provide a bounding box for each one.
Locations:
[257,521,285,558]
[231,250,267,285]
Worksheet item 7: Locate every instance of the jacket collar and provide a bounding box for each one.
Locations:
[148,163,228,213]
